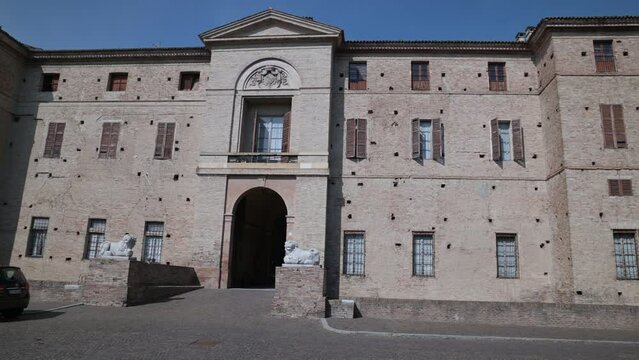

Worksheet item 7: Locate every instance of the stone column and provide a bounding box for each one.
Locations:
[219,213,234,289]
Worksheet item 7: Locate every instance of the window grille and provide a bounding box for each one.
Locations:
[594,40,616,72]
[344,232,365,275]
[413,233,434,276]
[143,222,164,263]
[411,62,430,90]
[614,231,638,280]
[349,62,367,90]
[497,234,518,278]
[27,217,49,257]
[85,219,106,259]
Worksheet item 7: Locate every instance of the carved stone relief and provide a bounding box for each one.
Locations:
[246,66,290,89]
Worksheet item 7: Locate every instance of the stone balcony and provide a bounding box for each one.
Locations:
[196,152,329,176]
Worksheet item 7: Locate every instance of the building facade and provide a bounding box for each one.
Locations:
[1,10,638,306]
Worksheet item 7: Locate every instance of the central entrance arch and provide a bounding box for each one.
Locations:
[229,187,287,288]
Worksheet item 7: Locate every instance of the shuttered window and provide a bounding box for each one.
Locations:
[27,217,49,257]
[411,62,430,90]
[179,72,200,91]
[345,118,367,159]
[491,119,524,164]
[349,62,367,90]
[98,122,120,159]
[41,73,60,92]
[412,119,443,161]
[614,231,638,280]
[344,232,365,276]
[85,219,106,259]
[43,122,65,158]
[413,233,434,277]
[142,222,164,263]
[600,104,626,149]
[594,40,616,73]
[108,73,128,91]
[608,179,633,196]
[154,122,175,160]
[488,62,507,91]
[497,234,518,278]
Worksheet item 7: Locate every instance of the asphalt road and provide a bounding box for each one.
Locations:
[1,289,638,359]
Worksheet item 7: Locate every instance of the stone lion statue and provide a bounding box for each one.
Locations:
[283,240,320,265]
[99,233,136,258]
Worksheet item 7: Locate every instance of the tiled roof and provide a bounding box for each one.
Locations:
[30,47,211,62]
[343,40,529,53]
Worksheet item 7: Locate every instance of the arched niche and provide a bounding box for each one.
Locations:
[236,59,301,91]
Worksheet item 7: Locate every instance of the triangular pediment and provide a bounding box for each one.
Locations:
[199,9,342,44]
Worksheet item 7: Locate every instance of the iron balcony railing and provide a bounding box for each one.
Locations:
[227,153,298,164]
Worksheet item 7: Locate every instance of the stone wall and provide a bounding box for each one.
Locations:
[272,266,326,318]
[353,297,639,330]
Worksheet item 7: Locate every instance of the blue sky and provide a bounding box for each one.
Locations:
[1,0,638,49]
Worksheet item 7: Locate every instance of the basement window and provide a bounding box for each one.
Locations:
[27,217,49,257]
[142,222,165,264]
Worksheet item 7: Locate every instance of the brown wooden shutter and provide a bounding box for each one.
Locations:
[512,119,524,164]
[99,122,120,159]
[345,118,356,159]
[282,111,291,153]
[609,179,620,196]
[43,123,57,158]
[490,118,501,161]
[411,118,421,159]
[600,104,615,149]
[164,123,175,159]
[154,123,167,159]
[52,122,65,158]
[356,119,367,159]
[620,179,633,196]
[612,105,626,148]
[432,118,442,162]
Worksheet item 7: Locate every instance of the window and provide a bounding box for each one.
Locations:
[179,72,200,91]
[490,119,524,164]
[107,73,128,91]
[413,233,434,277]
[84,219,106,259]
[608,179,633,196]
[142,222,164,263]
[41,73,59,92]
[343,232,365,275]
[154,122,175,160]
[412,119,443,161]
[496,234,518,278]
[238,98,291,162]
[488,62,507,91]
[594,40,615,72]
[411,62,429,90]
[614,231,638,280]
[345,118,367,159]
[600,104,626,149]
[349,62,367,90]
[256,116,284,153]
[43,122,65,158]
[98,122,120,159]
[27,217,49,257]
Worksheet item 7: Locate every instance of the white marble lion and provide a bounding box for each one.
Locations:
[99,233,136,258]
[283,240,320,265]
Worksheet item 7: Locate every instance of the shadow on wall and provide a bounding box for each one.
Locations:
[0,67,52,265]
[324,81,345,299]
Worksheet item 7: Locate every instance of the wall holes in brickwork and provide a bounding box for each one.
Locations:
[49,256,53,259]
[347,214,352,219]
[166,234,171,238]
[441,73,446,77]
[623,51,628,56]
[393,110,398,115]
[357,182,363,186]
[446,243,451,249]
[158,197,162,202]
[544,272,548,276]
[443,217,448,222]
[338,87,343,91]
[438,87,442,91]
[368,110,373,114]
[173,174,179,181]
[463,88,467,92]
[482,124,486,128]
[58,96,62,100]
[65,257,72,261]
[540,243,544,248]
[440,183,445,188]
[599,212,604,218]
[536,218,540,223]
[390,213,395,220]
[380,73,384,77]
[351,171,356,175]
[581,51,587,56]
[97,78,101,82]
[395,243,401,247]
[186,197,191,202]
[34,158,38,162]
[491,185,496,190]
[576,291,583,295]
[346,200,351,204]
[394,152,399,157]
[136,96,140,100]
[137,77,141,81]
[477,73,482,77]
[534,187,538,191]
[591,161,596,166]
[440,109,444,114]
[339,73,344,77]
[137,172,141,177]
[389,86,394,91]
[336,123,340,127]
[531,154,537,160]
[171,96,175,100]
[529,88,533,92]
[618,292,623,296]
[524,72,529,77]
[167,77,171,81]
[488,218,493,223]
[369,141,376,145]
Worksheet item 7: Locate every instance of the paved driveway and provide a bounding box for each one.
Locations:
[1,289,638,359]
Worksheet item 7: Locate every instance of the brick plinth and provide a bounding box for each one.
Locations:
[81,259,130,306]
[271,265,326,318]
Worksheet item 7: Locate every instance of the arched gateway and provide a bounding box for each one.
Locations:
[229,187,287,288]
